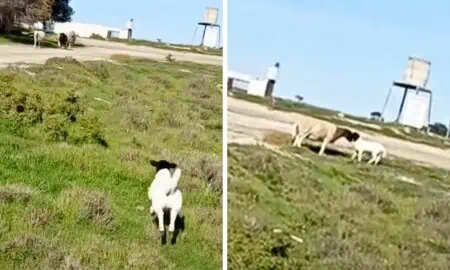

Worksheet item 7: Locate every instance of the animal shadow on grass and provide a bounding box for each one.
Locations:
[152,212,186,245]
[304,144,348,157]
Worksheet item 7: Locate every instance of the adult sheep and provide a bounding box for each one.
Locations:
[58,31,76,49]
[291,120,359,156]
[67,31,77,49]
[33,30,46,48]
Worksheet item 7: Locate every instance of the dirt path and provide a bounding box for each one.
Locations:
[0,38,222,67]
[228,97,450,170]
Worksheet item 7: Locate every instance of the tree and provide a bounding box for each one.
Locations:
[51,0,74,22]
[370,111,381,118]
[428,122,448,137]
[295,95,303,102]
[0,0,54,32]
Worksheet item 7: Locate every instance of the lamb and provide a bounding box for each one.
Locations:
[58,33,68,48]
[291,121,359,156]
[58,31,76,49]
[33,30,46,48]
[148,160,183,235]
[351,133,387,165]
[67,31,76,49]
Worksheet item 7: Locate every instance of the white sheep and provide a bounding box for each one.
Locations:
[148,160,183,234]
[33,30,46,48]
[67,31,76,49]
[351,134,387,165]
[291,121,359,156]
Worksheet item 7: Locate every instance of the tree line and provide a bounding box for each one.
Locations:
[0,0,73,33]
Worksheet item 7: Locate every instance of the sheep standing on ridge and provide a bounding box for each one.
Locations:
[148,160,183,239]
[58,31,76,49]
[33,30,46,48]
[67,31,76,49]
[58,32,68,48]
[291,121,359,156]
[350,133,387,165]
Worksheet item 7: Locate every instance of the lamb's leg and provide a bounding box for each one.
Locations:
[33,38,36,48]
[367,154,377,165]
[318,138,329,156]
[156,208,165,232]
[351,151,357,160]
[357,150,363,163]
[168,208,177,233]
[374,154,382,165]
[293,132,310,147]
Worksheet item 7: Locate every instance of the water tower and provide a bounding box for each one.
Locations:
[382,56,432,129]
[193,7,221,48]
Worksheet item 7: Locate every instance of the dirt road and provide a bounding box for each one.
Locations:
[228,97,450,170]
[0,38,222,67]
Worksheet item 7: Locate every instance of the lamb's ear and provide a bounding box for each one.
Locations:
[150,160,158,167]
[352,132,360,141]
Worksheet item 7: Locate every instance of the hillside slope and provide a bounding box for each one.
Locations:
[228,143,450,269]
[0,57,222,269]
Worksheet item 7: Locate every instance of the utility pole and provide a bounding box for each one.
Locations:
[447,120,450,138]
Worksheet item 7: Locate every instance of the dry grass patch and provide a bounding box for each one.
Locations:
[58,188,116,230]
[263,131,292,146]
[110,54,131,62]
[0,184,37,204]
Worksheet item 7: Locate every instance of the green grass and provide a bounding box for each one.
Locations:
[231,92,450,149]
[0,56,222,269]
[228,141,450,269]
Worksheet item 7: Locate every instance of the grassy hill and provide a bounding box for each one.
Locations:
[228,136,450,269]
[0,56,222,269]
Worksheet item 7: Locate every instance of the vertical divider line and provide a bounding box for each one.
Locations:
[222,0,228,269]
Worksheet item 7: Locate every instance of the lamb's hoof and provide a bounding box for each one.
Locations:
[160,230,168,245]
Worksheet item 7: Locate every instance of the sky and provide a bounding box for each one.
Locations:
[228,0,450,124]
[71,0,222,45]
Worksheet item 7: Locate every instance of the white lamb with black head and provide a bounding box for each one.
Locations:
[148,160,183,236]
[350,133,387,165]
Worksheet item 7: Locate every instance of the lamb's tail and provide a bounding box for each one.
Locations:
[382,148,387,158]
[290,123,299,144]
[172,167,182,186]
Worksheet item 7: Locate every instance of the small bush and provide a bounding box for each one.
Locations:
[43,114,69,142]
[90,33,105,40]
[0,82,44,133]
[165,53,175,62]
[45,57,81,66]
[58,188,116,230]
[187,77,211,99]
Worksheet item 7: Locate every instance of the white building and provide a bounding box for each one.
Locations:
[54,22,129,39]
[22,21,129,40]
[228,70,270,97]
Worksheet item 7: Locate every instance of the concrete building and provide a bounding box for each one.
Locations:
[228,70,269,97]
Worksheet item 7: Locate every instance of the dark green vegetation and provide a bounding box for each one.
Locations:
[0,57,222,269]
[0,31,83,48]
[231,92,450,149]
[228,138,450,269]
